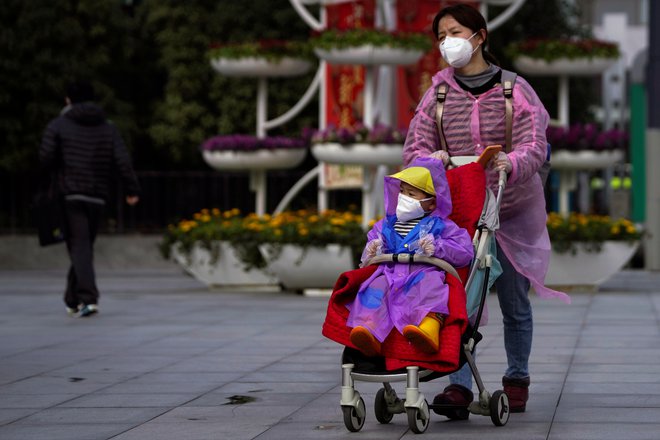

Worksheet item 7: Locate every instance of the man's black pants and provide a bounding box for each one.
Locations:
[63,200,103,308]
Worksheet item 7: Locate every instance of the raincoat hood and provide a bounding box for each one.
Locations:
[64,102,106,126]
[385,156,452,219]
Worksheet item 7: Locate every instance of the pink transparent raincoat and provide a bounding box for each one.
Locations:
[403,67,570,304]
[346,157,474,343]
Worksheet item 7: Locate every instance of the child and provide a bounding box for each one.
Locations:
[346,156,473,356]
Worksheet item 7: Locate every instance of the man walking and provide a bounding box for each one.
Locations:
[39,80,140,317]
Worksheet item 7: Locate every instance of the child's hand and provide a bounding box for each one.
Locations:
[365,239,383,260]
[418,234,435,256]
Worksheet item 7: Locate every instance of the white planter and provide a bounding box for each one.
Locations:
[314,46,424,66]
[311,142,403,166]
[258,244,354,290]
[545,241,639,287]
[551,150,624,170]
[514,56,618,76]
[202,149,307,171]
[210,57,312,77]
[171,242,278,289]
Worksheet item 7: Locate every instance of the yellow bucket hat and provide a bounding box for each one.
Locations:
[389,167,435,196]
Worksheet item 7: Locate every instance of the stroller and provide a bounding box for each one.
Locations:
[322,146,509,433]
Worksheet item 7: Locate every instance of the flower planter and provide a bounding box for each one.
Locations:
[210,56,312,77]
[314,46,424,66]
[545,241,639,287]
[171,242,279,289]
[550,149,624,170]
[311,143,403,166]
[202,149,307,171]
[258,244,354,291]
[513,56,618,76]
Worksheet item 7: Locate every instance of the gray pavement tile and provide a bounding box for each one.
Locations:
[569,363,660,374]
[59,393,199,408]
[185,391,320,408]
[558,393,660,408]
[566,372,660,383]
[255,421,408,439]
[214,381,337,395]
[548,422,660,440]
[110,419,268,440]
[416,420,553,440]
[96,380,224,395]
[562,383,660,394]
[0,376,111,395]
[15,407,166,425]
[0,423,137,440]
[0,408,40,425]
[0,394,79,409]
[553,406,660,423]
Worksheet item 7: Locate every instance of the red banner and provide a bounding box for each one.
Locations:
[324,0,375,128]
[323,0,479,130]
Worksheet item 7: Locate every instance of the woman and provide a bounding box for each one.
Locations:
[402,4,570,416]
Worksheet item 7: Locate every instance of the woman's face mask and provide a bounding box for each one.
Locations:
[439,31,480,68]
[396,193,433,222]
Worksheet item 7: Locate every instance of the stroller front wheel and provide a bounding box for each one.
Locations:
[406,399,430,434]
[342,397,366,432]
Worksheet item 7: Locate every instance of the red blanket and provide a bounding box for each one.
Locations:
[321,163,487,373]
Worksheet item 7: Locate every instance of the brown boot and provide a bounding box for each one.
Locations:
[349,326,381,357]
[502,376,530,413]
[431,384,473,420]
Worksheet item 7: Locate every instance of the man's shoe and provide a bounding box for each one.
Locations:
[502,376,530,413]
[78,304,99,317]
[349,326,381,357]
[66,305,81,317]
[432,384,473,420]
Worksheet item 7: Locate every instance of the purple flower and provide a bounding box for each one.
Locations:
[307,124,408,145]
[546,124,628,152]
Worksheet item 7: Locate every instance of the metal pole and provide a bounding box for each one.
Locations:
[645,0,660,270]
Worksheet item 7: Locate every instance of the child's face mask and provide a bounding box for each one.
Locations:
[396,193,433,222]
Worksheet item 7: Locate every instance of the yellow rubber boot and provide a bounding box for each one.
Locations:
[403,314,442,353]
[349,326,382,357]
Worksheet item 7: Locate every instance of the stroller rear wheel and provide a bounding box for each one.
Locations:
[342,397,366,432]
[489,390,510,426]
[374,388,396,424]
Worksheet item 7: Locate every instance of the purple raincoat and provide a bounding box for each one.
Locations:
[346,157,473,342]
[403,67,569,304]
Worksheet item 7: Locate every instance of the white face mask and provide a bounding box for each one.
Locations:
[439,32,480,68]
[396,193,432,222]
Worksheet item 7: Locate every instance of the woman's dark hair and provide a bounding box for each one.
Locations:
[431,4,499,66]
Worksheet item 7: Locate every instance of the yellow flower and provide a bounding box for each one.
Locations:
[212,208,221,216]
[200,214,211,222]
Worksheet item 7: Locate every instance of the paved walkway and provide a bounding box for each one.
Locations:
[1,268,659,440]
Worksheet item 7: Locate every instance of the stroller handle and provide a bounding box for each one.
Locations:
[363,253,462,284]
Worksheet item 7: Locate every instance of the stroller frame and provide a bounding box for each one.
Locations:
[338,160,510,434]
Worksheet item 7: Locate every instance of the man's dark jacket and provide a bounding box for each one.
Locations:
[39,103,140,200]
